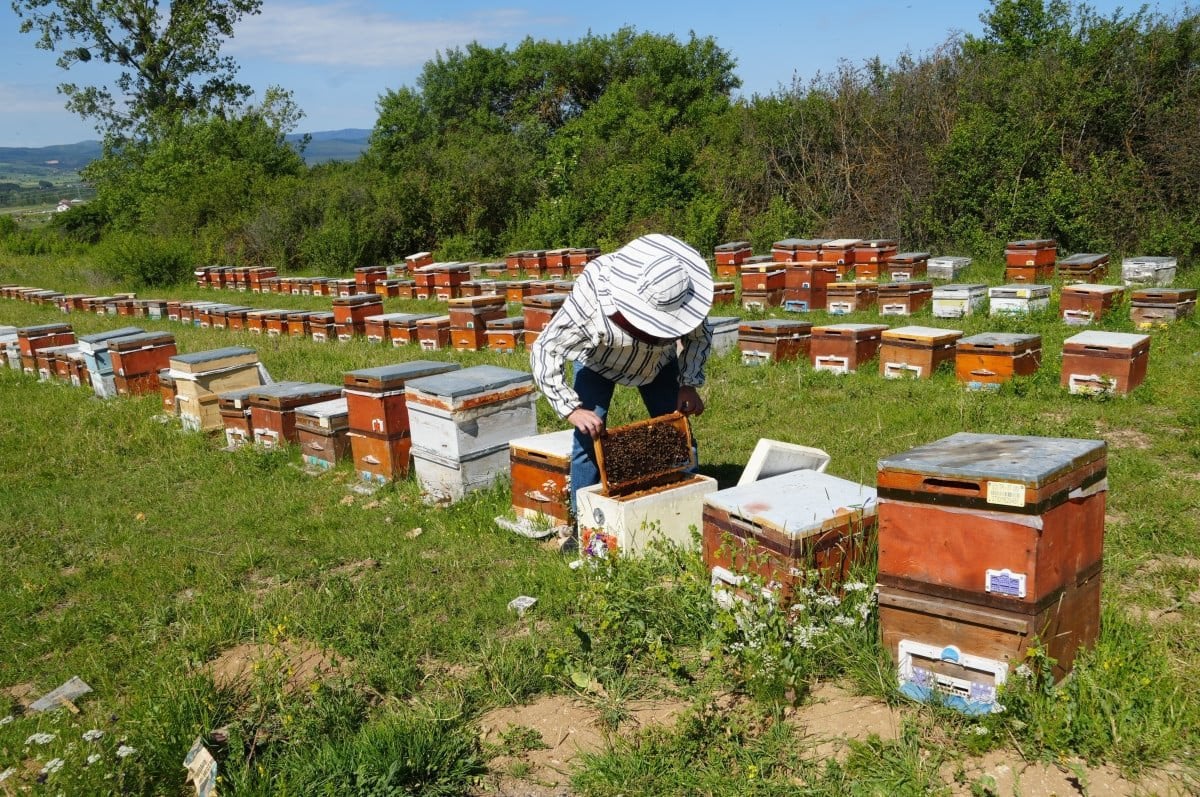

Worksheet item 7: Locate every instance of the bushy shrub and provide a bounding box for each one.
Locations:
[94,232,197,287]
[48,203,110,244]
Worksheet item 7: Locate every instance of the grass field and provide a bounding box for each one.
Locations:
[1,253,1198,795]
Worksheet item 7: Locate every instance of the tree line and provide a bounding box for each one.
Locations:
[7,0,1199,285]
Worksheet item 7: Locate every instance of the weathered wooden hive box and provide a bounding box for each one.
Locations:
[433,262,472,301]
[416,315,452,351]
[1059,284,1124,325]
[927,256,971,281]
[931,283,987,319]
[878,281,933,316]
[170,347,265,432]
[737,319,812,365]
[954,333,1042,391]
[364,313,415,344]
[157,368,177,415]
[703,470,877,600]
[879,325,962,379]
[1130,287,1195,328]
[333,295,384,340]
[77,326,144,387]
[771,238,826,263]
[1060,330,1150,396]
[852,239,899,279]
[988,284,1051,316]
[783,262,838,312]
[711,281,736,305]
[343,361,461,438]
[405,366,538,501]
[886,252,929,281]
[307,312,337,342]
[876,433,1105,706]
[219,384,295,449]
[739,261,787,293]
[18,323,75,374]
[810,323,888,374]
[449,295,507,351]
[385,313,437,347]
[486,316,525,353]
[714,240,752,277]
[1005,239,1057,268]
[1121,255,1176,287]
[249,382,343,449]
[109,332,178,396]
[706,316,742,356]
[1056,252,1108,283]
[296,398,351,469]
[826,282,878,315]
[354,266,386,290]
[577,412,717,557]
[509,428,576,525]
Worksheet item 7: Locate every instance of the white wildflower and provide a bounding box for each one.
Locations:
[857,602,872,620]
[815,594,841,608]
[843,581,870,592]
[0,768,14,783]
[831,614,857,627]
[116,744,137,758]
[0,715,13,726]
[40,758,65,775]
[971,725,989,736]
[1015,663,1033,680]
[86,753,101,766]
[26,732,56,745]
[83,729,104,742]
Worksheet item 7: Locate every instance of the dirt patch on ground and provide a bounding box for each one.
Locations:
[1105,509,1129,526]
[477,693,688,795]
[204,640,347,696]
[419,655,478,683]
[2,683,37,710]
[497,620,553,641]
[326,558,380,581]
[1094,424,1153,450]
[787,682,901,760]
[946,749,1185,796]
[1125,604,1185,624]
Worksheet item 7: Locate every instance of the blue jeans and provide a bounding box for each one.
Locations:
[570,360,688,522]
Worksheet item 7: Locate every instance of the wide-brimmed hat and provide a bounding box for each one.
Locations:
[595,233,713,339]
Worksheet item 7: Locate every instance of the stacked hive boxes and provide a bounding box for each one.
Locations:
[1004,239,1057,283]
[877,433,1106,713]
[448,295,507,351]
[17,323,75,375]
[405,365,537,502]
[77,327,144,397]
[1130,288,1195,328]
[878,282,933,316]
[783,262,838,312]
[169,347,269,432]
[344,361,461,483]
[248,383,343,449]
[108,332,178,396]
[296,399,351,469]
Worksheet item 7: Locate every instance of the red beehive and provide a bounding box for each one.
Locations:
[385,313,438,347]
[264,310,290,337]
[505,280,536,304]
[818,238,861,266]
[712,282,736,305]
[737,319,812,365]
[714,241,752,278]
[1060,284,1124,325]
[333,295,384,340]
[567,247,600,270]
[158,368,177,415]
[853,239,899,266]
[287,311,313,339]
[296,398,351,469]
[110,332,178,396]
[783,262,839,312]
[349,431,413,482]
[1060,331,1149,396]
[248,382,343,449]
[522,293,567,334]
[343,361,461,437]
[1005,239,1057,267]
[877,281,933,317]
[519,250,548,275]
[1130,287,1196,328]
[810,323,888,374]
[741,289,784,311]
[772,238,826,263]
[544,248,570,277]
[17,323,75,358]
[406,251,433,270]
[433,263,471,300]
[416,315,451,351]
[739,262,786,293]
[448,295,507,351]
[509,429,575,524]
[354,266,387,289]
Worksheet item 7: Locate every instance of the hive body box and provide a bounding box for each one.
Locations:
[1121,256,1176,287]
[783,263,839,312]
[248,383,342,448]
[578,474,718,557]
[737,319,812,365]
[157,369,177,415]
[886,252,930,281]
[714,241,752,278]
[385,313,437,347]
[448,295,507,351]
[876,433,1106,697]
[854,239,899,268]
[772,238,826,263]
[810,323,888,374]
[879,326,961,379]
[954,333,1042,391]
[819,238,861,267]
[364,313,415,344]
[109,332,178,396]
[878,282,933,316]
[739,262,787,293]
[522,294,567,334]
[927,256,972,281]
[170,347,266,432]
[405,366,538,501]
[343,361,462,437]
[1060,331,1150,396]
[483,316,523,353]
[333,295,384,340]
[77,327,144,397]
[307,313,337,342]
[1056,253,1108,283]
[932,284,987,319]
[1005,239,1057,267]
[296,398,351,468]
[827,282,878,315]
[509,429,575,524]
[711,282,736,305]
[741,288,784,311]
[1060,284,1124,325]
[1130,288,1196,328]
[706,317,741,356]
[415,316,452,351]
[219,385,296,449]
[703,470,877,599]
[989,284,1051,316]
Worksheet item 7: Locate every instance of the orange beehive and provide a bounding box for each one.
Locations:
[509,429,575,524]
[486,316,525,353]
[954,333,1042,390]
[1005,239,1057,267]
[343,361,461,437]
[771,238,826,262]
[879,325,961,379]
[416,315,451,350]
[248,383,343,449]
[739,262,787,293]
[522,293,567,333]
[826,282,878,315]
[810,323,888,373]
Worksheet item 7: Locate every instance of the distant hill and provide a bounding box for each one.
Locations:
[0,128,373,173]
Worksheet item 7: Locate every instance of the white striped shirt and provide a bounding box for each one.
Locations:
[529,264,713,418]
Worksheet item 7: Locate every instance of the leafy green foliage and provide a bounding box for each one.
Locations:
[93,231,196,287]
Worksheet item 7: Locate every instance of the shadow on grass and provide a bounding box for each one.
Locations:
[698,461,742,489]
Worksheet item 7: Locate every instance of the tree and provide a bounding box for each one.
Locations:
[12,0,262,139]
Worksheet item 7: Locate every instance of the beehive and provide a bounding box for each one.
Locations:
[343,361,461,437]
[509,429,576,524]
[988,284,1051,316]
[1060,331,1150,396]
[1121,256,1176,287]
[927,256,972,281]
[826,282,878,315]
[1059,284,1124,325]
[932,284,987,319]
[296,398,351,469]
[737,319,812,365]
[954,333,1042,391]
[886,252,930,281]
[1130,287,1196,328]
[1056,253,1109,283]
[771,238,827,263]
[879,326,962,379]
[248,382,343,449]
[810,323,888,373]
[878,281,933,316]
[783,262,839,312]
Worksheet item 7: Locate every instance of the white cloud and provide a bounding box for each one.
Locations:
[229,2,550,68]
[0,82,68,114]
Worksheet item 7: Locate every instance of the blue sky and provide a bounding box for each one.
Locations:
[0,0,1163,147]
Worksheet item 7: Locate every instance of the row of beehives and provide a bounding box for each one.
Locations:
[191,247,601,300]
[730,321,1152,396]
[715,237,1176,287]
[0,315,541,503]
[510,418,1105,715]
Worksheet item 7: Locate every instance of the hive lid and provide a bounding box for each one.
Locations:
[523,293,568,309]
[486,316,525,330]
[1062,283,1123,295]
[108,331,175,350]
[882,325,962,344]
[509,428,576,458]
[596,412,695,495]
[78,327,145,346]
[343,360,461,390]
[1063,330,1149,350]
[813,323,889,335]
[878,281,933,292]
[889,251,930,261]
[877,432,1106,488]
[959,332,1041,348]
[706,470,876,538]
[858,239,898,248]
[1006,239,1056,249]
[1122,255,1177,267]
[990,284,1052,297]
[823,238,862,248]
[1131,287,1196,301]
[707,316,741,333]
[738,319,812,334]
[404,364,533,399]
[219,382,302,409]
[773,238,827,249]
[332,294,383,306]
[295,398,350,420]
[363,312,417,323]
[1059,253,1109,265]
[929,255,972,266]
[715,240,751,251]
[170,347,258,373]
[18,323,73,336]
[248,382,342,407]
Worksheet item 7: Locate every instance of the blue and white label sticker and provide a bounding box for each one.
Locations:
[985,568,1027,598]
